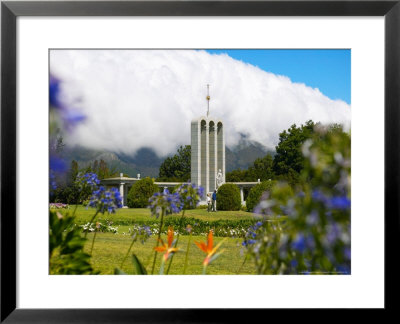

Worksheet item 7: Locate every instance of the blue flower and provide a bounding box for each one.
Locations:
[50,75,63,109]
[291,233,306,253]
[344,247,351,260]
[312,190,328,204]
[306,210,319,225]
[49,171,57,191]
[50,156,67,173]
[242,221,263,247]
[336,265,350,275]
[297,191,305,198]
[77,172,100,188]
[242,239,256,247]
[88,186,123,214]
[148,190,183,218]
[174,183,204,209]
[62,109,86,130]
[329,196,351,210]
[135,225,152,243]
[326,223,340,244]
[49,74,86,131]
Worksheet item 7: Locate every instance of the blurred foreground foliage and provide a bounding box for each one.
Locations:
[244,125,351,274]
[49,211,97,274]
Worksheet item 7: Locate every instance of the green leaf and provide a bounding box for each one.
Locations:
[114,268,127,275]
[132,254,147,275]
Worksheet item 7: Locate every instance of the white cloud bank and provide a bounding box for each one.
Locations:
[50,50,351,157]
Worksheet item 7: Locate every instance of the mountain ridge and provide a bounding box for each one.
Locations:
[63,140,274,178]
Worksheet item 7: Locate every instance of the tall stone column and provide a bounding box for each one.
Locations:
[240,186,244,206]
[119,182,125,207]
[191,119,201,189]
[209,120,217,193]
[200,119,209,195]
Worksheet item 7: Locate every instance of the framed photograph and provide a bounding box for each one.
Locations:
[1,0,398,321]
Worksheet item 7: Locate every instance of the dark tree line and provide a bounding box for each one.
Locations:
[157,120,347,187]
[157,145,191,182]
[50,159,118,204]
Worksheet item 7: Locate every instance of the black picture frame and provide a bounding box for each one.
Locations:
[1,0,399,322]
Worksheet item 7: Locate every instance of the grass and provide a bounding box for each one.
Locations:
[85,233,256,275]
[56,205,259,275]
[60,205,259,224]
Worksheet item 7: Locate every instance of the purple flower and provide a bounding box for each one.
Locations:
[329,196,351,210]
[291,233,306,253]
[242,221,264,247]
[49,74,86,131]
[135,225,152,243]
[253,195,274,215]
[242,239,256,247]
[88,186,123,214]
[174,183,204,209]
[326,223,341,245]
[50,75,63,109]
[61,109,86,131]
[312,190,328,204]
[77,172,100,188]
[306,210,319,225]
[344,247,351,260]
[148,190,183,218]
[49,171,57,191]
[50,156,67,173]
[336,265,350,275]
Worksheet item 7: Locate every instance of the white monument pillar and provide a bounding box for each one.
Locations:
[119,182,125,206]
[240,186,244,206]
[190,86,225,201]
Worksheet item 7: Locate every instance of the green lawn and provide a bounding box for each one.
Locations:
[56,205,259,275]
[61,205,258,224]
[85,233,255,275]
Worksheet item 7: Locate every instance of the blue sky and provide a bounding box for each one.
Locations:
[205,49,351,104]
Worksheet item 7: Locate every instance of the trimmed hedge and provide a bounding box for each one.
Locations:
[76,216,269,238]
[127,177,159,208]
[246,180,275,212]
[216,183,241,211]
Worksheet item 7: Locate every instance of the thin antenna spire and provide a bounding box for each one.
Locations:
[206,84,210,117]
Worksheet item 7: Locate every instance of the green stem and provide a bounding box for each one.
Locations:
[120,237,136,268]
[165,209,186,274]
[72,192,82,217]
[159,258,165,275]
[237,253,248,274]
[202,264,208,275]
[89,229,97,256]
[151,208,165,275]
[183,233,192,274]
[84,210,99,238]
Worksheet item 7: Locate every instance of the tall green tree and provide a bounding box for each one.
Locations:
[273,120,316,184]
[226,153,274,182]
[226,169,249,182]
[247,153,274,181]
[85,159,118,179]
[158,145,191,182]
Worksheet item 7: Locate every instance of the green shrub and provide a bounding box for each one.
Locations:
[127,177,159,208]
[246,180,275,212]
[216,184,241,211]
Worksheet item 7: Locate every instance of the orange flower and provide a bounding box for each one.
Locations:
[195,230,225,266]
[154,226,179,261]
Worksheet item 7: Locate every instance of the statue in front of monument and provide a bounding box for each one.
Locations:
[216,169,224,189]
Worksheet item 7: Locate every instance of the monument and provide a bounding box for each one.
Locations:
[191,85,225,198]
[102,86,258,207]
